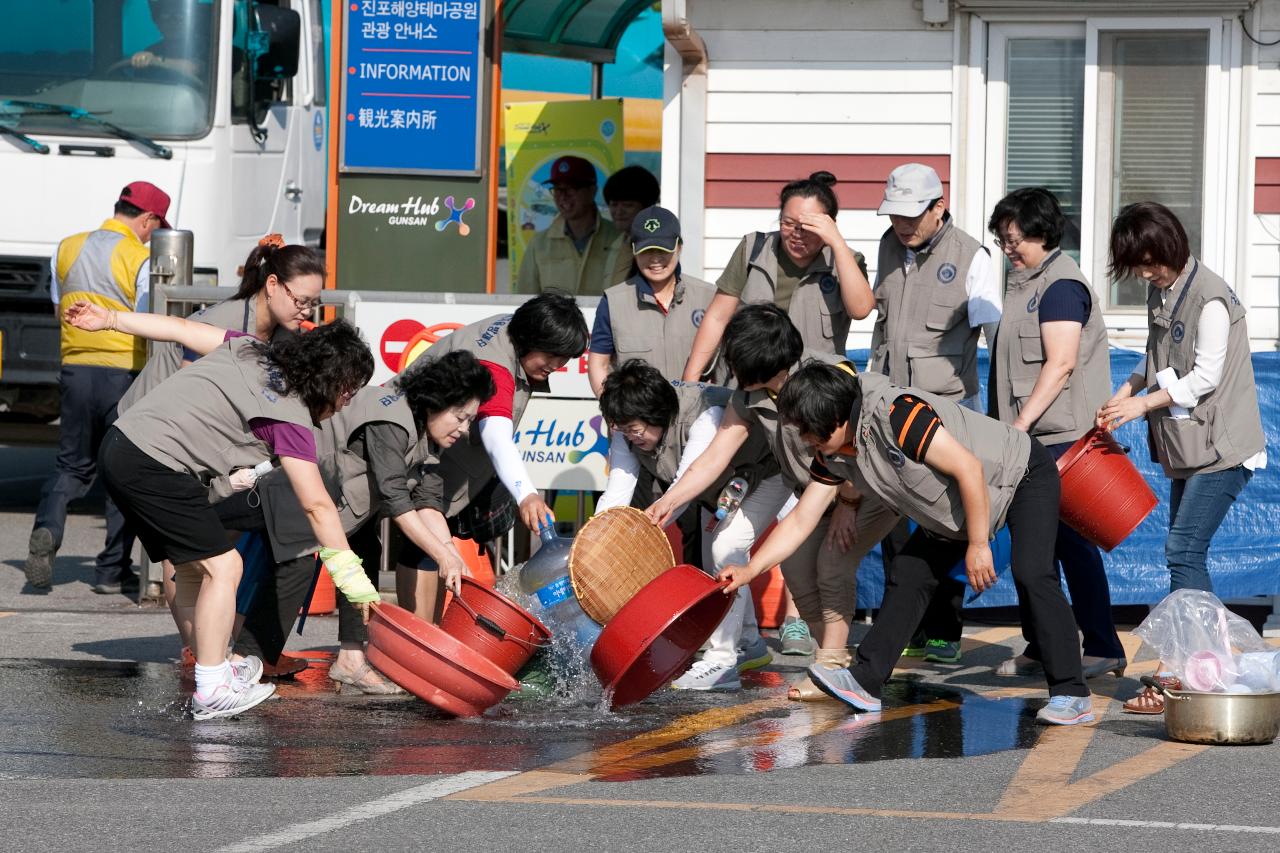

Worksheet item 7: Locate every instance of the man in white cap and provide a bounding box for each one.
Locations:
[868,162,1001,665]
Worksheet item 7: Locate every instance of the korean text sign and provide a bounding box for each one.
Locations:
[341,0,486,175]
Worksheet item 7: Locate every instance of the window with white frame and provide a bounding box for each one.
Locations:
[984,18,1231,313]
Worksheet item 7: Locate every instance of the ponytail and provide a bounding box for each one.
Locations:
[235,234,326,299]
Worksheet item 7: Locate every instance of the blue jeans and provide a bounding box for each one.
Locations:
[1167,466,1253,593]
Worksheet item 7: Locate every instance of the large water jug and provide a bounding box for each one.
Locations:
[517,520,602,652]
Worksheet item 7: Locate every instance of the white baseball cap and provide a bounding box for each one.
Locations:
[877,163,944,217]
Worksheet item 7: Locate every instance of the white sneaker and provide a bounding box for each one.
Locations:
[230,655,263,688]
[672,659,741,691]
[191,681,276,720]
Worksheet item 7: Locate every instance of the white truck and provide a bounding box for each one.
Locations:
[0,0,330,417]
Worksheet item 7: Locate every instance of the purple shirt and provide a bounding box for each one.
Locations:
[224,330,317,462]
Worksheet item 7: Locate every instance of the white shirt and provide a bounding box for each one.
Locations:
[478,416,539,504]
[596,407,723,516]
[1134,295,1266,471]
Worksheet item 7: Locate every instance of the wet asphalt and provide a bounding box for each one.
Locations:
[2,440,1280,852]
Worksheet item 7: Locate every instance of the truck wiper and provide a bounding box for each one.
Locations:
[0,123,49,154]
[2,99,171,159]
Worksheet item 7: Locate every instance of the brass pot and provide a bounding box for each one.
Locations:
[1141,675,1280,745]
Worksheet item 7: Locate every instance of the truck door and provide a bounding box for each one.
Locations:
[294,0,329,245]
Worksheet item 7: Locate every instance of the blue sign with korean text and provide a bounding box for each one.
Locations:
[341,0,486,175]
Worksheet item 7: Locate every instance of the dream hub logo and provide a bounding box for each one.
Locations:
[567,415,610,464]
[436,196,476,236]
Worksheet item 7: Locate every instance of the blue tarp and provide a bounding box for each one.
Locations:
[848,349,1280,608]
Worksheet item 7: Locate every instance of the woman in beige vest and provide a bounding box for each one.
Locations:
[681,171,875,380]
[1098,202,1266,714]
[987,188,1126,681]
[65,303,377,720]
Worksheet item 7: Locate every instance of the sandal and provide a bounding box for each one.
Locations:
[329,660,404,695]
[1121,675,1180,715]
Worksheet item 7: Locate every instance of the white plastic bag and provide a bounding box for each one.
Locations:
[1132,589,1269,691]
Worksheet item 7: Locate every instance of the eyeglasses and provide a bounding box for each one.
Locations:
[616,423,651,439]
[779,217,803,233]
[993,234,1025,251]
[279,280,321,311]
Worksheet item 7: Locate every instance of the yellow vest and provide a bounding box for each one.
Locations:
[57,219,148,370]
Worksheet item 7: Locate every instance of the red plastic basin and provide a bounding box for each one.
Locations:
[1056,427,1158,552]
[366,602,519,717]
[440,576,551,675]
[591,564,736,709]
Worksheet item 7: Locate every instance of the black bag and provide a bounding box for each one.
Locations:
[448,478,516,544]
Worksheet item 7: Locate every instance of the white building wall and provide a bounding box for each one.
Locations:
[1249,0,1280,347]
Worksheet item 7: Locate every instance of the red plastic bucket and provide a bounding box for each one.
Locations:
[1056,427,1157,552]
[748,523,785,628]
[367,602,519,717]
[590,565,736,709]
[307,566,337,615]
[439,576,551,674]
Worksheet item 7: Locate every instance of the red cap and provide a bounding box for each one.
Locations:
[118,181,171,229]
[543,156,597,188]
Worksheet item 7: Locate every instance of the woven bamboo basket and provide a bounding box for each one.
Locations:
[568,506,676,624]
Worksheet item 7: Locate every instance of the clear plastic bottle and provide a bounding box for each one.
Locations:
[516,519,602,651]
[714,476,750,521]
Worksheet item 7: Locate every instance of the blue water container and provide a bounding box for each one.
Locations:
[517,522,603,651]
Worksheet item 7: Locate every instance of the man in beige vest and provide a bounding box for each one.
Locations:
[516,156,630,296]
[870,163,1002,662]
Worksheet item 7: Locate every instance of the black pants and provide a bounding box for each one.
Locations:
[335,519,383,645]
[33,365,136,583]
[880,518,964,643]
[850,440,1087,699]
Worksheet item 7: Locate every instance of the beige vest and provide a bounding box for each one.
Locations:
[116,336,314,481]
[823,373,1030,541]
[632,382,773,506]
[432,314,548,514]
[604,274,719,382]
[870,218,985,400]
[1144,259,1265,478]
[117,297,269,416]
[738,231,851,357]
[730,349,849,497]
[257,384,423,560]
[992,251,1111,445]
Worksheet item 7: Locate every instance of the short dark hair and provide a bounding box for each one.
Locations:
[599,360,679,430]
[722,304,803,387]
[508,291,588,359]
[779,171,838,218]
[114,200,145,219]
[235,243,326,299]
[1108,202,1192,280]
[258,319,374,425]
[988,187,1067,250]
[777,362,861,442]
[603,166,660,207]
[397,349,496,429]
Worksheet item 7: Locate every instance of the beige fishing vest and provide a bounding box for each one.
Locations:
[738,231,852,357]
[603,274,719,382]
[115,336,314,481]
[821,373,1030,541]
[257,384,423,560]
[432,314,548,515]
[1144,259,1266,479]
[992,250,1111,445]
[870,218,985,400]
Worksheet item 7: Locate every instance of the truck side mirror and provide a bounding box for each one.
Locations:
[252,4,300,80]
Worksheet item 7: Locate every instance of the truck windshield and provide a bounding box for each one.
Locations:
[0,0,218,140]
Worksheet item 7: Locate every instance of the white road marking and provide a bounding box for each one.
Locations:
[213,770,517,852]
[1052,817,1280,835]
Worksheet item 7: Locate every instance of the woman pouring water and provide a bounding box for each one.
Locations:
[1097,202,1266,715]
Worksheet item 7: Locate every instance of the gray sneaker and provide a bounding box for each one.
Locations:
[24,528,55,589]
[779,616,815,656]
[806,663,882,712]
[736,636,772,672]
[1036,694,1094,726]
[191,681,276,721]
[230,655,263,688]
